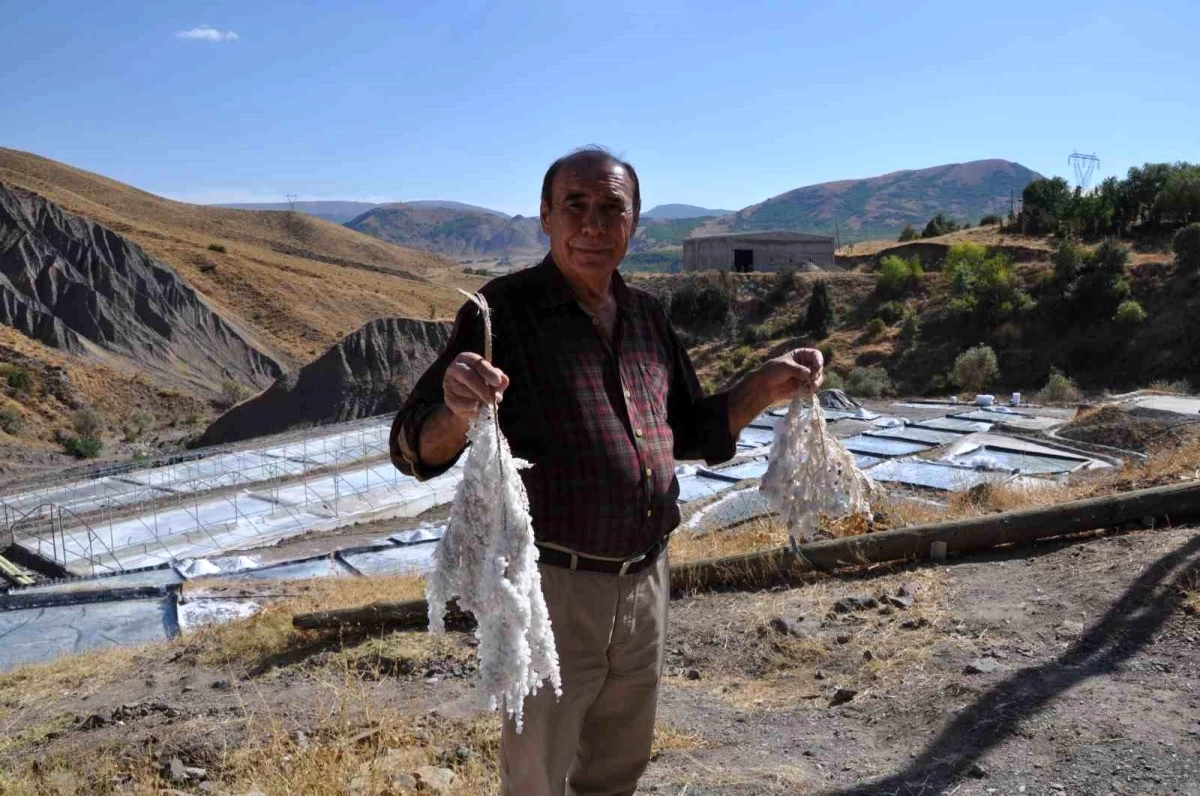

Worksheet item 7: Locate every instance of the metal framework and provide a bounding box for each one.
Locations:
[1068,151,1100,191]
[0,416,458,576]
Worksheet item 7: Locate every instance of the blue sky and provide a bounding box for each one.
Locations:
[2,0,1196,216]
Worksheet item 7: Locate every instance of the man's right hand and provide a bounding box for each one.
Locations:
[443,352,510,419]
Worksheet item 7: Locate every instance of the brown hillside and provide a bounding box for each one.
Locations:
[0,148,479,366]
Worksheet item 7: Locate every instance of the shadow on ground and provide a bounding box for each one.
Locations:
[827,531,1200,796]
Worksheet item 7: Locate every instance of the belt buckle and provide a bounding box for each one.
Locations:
[618,552,646,576]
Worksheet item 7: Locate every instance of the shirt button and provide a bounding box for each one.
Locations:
[624,389,631,399]
[646,509,653,517]
[645,467,652,478]
[591,317,599,325]
[635,429,643,438]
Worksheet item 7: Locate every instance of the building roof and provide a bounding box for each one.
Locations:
[684,229,836,243]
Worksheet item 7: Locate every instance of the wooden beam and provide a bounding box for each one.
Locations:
[292,479,1200,632]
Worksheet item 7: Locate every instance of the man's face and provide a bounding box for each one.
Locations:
[540,159,637,284]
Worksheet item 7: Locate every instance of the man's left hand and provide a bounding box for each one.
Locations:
[756,348,824,404]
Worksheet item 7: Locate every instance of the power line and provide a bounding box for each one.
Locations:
[285,194,298,212]
[1068,152,1100,191]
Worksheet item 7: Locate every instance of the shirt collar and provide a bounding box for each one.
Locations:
[537,253,635,312]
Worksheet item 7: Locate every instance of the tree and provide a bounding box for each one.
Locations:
[897,223,919,242]
[1154,167,1200,226]
[952,345,1000,393]
[1021,177,1072,234]
[805,281,834,339]
[921,213,960,239]
[1173,223,1200,270]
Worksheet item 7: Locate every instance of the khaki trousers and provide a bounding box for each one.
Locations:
[500,549,669,796]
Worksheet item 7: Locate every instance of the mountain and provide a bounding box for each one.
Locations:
[0,148,468,369]
[0,183,284,395]
[346,203,546,261]
[213,201,381,224]
[643,204,733,220]
[402,200,508,217]
[195,317,452,446]
[695,160,1040,242]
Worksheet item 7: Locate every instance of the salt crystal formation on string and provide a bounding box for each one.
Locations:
[761,392,876,542]
[426,292,561,733]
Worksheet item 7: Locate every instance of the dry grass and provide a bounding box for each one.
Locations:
[0,644,143,714]
[187,572,426,669]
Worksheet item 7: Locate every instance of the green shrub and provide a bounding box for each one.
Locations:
[897,224,919,242]
[804,281,834,339]
[941,244,1029,322]
[765,269,796,305]
[822,370,846,391]
[62,434,102,459]
[1114,299,1147,326]
[952,345,1000,393]
[670,279,733,328]
[1148,379,1192,395]
[876,300,906,325]
[818,343,835,368]
[739,324,769,345]
[1036,369,1082,404]
[5,368,31,395]
[899,308,921,347]
[73,407,104,438]
[863,318,887,340]
[979,214,1002,226]
[1052,239,1083,284]
[846,366,892,398]
[876,255,923,297]
[122,409,155,442]
[1173,223,1200,270]
[728,346,756,369]
[0,407,23,435]
[207,243,228,253]
[220,380,253,408]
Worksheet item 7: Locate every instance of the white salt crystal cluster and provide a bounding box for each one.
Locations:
[761,393,877,541]
[426,293,561,733]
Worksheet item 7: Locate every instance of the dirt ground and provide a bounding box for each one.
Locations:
[2,520,1197,795]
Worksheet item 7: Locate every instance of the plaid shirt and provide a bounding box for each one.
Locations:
[390,255,735,558]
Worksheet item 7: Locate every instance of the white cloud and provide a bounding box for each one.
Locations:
[175,25,239,42]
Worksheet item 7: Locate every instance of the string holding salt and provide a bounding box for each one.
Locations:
[425,291,561,733]
[760,391,878,544]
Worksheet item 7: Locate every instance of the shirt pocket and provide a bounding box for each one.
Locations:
[637,361,670,421]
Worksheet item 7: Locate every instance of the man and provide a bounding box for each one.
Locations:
[390,146,823,795]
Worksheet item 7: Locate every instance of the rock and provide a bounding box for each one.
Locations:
[768,616,793,635]
[686,669,702,681]
[863,650,874,661]
[886,594,914,609]
[900,617,930,630]
[967,761,988,778]
[211,679,231,691]
[836,634,852,645]
[454,745,471,762]
[184,766,208,780]
[814,670,826,680]
[162,758,189,783]
[291,729,310,749]
[196,317,451,446]
[198,783,220,794]
[859,596,880,609]
[0,184,282,395]
[1056,620,1085,639]
[413,765,456,793]
[181,686,195,694]
[897,582,918,598]
[965,658,1001,675]
[79,713,108,730]
[830,688,857,707]
[878,606,894,616]
[833,599,857,614]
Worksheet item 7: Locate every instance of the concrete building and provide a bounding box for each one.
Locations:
[682,230,836,272]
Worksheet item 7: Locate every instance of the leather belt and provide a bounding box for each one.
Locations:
[535,536,668,576]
